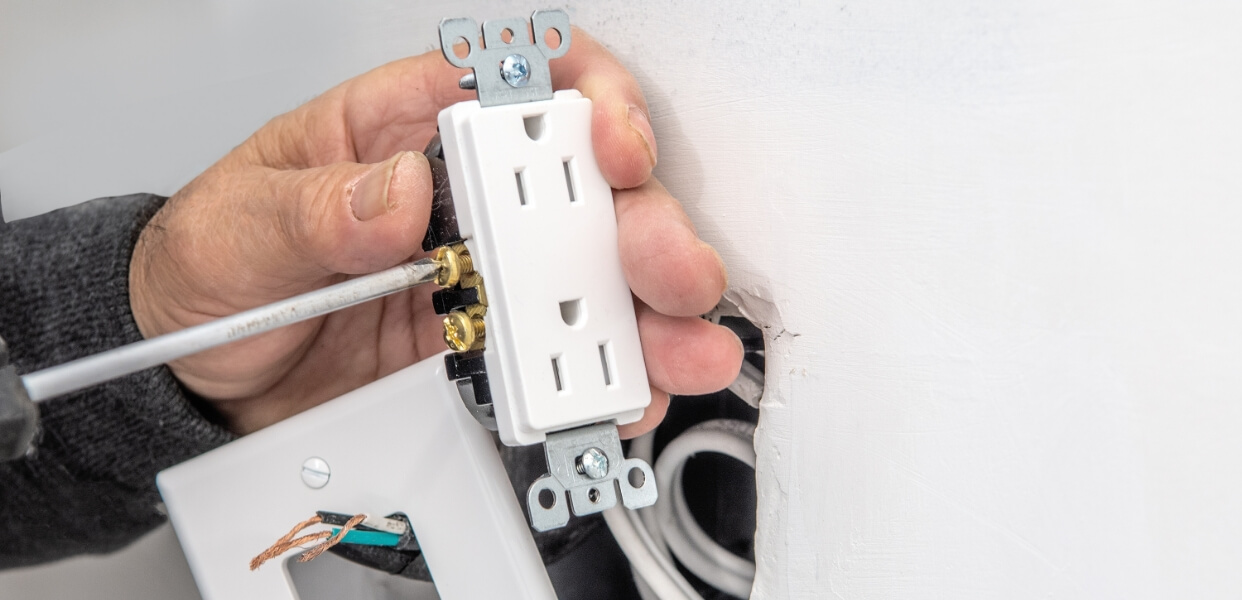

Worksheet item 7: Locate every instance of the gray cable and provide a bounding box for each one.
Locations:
[21,259,440,402]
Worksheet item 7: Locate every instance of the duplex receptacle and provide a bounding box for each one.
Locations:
[438,90,650,446]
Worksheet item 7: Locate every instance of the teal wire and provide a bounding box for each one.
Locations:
[333,528,402,547]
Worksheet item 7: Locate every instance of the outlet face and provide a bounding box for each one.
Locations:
[438,90,650,446]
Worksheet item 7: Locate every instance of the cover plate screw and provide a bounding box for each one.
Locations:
[576,447,609,480]
[500,54,531,88]
[301,457,331,489]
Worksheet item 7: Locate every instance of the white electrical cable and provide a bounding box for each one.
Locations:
[618,432,697,600]
[605,420,758,599]
[602,505,702,600]
[20,259,440,402]
[653,419,757,599]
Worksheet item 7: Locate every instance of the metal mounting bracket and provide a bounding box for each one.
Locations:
[525,422,657,532]
[438,9,571,107]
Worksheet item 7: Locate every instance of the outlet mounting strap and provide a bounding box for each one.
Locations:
[525,422,657,531]
[438,9,571,107]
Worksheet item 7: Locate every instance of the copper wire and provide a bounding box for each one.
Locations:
[249,513,372,570]
[249,514,326,570]
[298,513,368,563]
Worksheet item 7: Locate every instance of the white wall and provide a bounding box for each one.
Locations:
[3,1,1242,598]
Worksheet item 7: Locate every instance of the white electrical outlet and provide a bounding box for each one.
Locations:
[437,90,650,447]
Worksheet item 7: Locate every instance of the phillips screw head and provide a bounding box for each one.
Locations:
[443,311,485,352]
[500,54,531,88]
[575,447,609,480]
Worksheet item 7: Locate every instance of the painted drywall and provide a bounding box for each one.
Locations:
[3,1,1242,598]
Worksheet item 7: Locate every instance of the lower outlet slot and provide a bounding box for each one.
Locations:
[551,355,566,393]
[598,342,614,387]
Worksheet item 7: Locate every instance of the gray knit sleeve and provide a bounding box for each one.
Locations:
[0,194,234,568]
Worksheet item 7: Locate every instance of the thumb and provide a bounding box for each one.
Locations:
[262,151,433,279]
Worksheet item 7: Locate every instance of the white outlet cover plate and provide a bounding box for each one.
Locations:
[438,90,649,446]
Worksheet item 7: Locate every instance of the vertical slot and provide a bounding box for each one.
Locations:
[563,159,578,203]
[515,169,528,206]
[551,355,566,392]
[598,342,614,387]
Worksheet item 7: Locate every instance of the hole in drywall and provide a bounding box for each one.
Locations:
[588,488,601,504]
[523,113,546,141]
[628,467,646,488]
[452,36,470,59]
[544,27,563,50]
[515,169,528,206]
[501,27,515,43]
[563,159,579,203]
[599,341,614,387]
[559,298,584,327]
[538,488,556,509]
[551,355,566,392]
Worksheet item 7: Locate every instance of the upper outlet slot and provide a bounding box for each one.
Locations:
[523,113,546,141]
[559,298,585,328]
[563,158,579,204]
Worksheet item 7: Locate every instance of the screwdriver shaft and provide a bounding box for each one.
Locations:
[21,259,440,403]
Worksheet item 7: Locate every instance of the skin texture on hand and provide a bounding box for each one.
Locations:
[129,29,742,436]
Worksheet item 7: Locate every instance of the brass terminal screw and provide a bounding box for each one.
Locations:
[443,311,486,352]
[433,246,474,288]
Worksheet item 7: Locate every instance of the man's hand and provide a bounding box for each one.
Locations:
[130,29,742,436]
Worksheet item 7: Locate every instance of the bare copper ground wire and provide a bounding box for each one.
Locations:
[298,513,368,563]
[250,514,326,570]
[249,513,371,570]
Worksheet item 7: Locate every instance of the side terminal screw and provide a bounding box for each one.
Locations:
[443,311,486,352]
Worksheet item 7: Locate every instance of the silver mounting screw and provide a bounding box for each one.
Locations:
[301,457,331,489]
[576,447,609,480]
[500,54,531,88]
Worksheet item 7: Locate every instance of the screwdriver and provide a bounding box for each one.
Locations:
[0,256,451,460]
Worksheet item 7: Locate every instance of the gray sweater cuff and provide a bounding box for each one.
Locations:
[0,194,234,568]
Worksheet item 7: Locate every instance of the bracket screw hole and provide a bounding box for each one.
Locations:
[544,27,563,50]
[538,488,557,509]
[628,466,646,488]
[451,36,470,59]
[588,488,601,504]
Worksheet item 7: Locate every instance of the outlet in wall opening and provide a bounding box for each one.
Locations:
[523,113,546,141]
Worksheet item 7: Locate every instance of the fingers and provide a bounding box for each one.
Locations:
[239,151,433,283]
[616,304,743,439]
[637,303,744,396]
[618,387,670,440]
[241,27,657,191]
[240,52,469,169]
[615,180,728,316]
[552,28,657,189]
